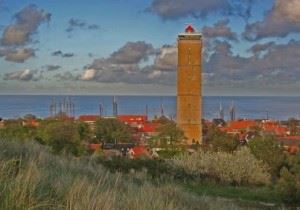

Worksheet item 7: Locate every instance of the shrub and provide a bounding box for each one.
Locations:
[276,153,300,204]
[156,120,186,146]
[171,147,271,186]
[248,134,285,178]
[94,118,132,143]
[97,157,178,180]
[204,125,239,153]
[276,167,300,204]
[0,122,37,141]
[157,148,185,159]
[36,121,83,155]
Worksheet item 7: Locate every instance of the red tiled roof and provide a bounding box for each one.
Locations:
[286,146,299,154]
[23,119,39,127]
[88,144,101,151]
[132,146,147,157]
[223,120,257,133]
[117,115,147,123]
[138,123,158,133]
[262,121,289,136]
[79,115,100,122]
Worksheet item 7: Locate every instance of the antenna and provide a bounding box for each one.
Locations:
[219,101,224,120]
[160,103,164,116]
[229,101,236,121]
[113,96,118,116]
[49,99,53,117]
[99,103,104,117]
[145,104,149,118]
[71,102,75,117]
[53,97,56,116]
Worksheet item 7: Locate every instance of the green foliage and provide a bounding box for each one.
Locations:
[172,147,271,186]
[94,118,132,143]
[276,167,300,204]
[157,119,185,146]
[97,157,184,180]
[248,134,285,178]
[0,121,37,141]
[204,125,239,152]
[76,121,92,141]
[186,183,280,204]
[36,120,83,155]
[156,148,185,159]
[23,113,37,120]
[276,153,300,204]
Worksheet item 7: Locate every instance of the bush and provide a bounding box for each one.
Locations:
[36,121,83,155]
[94,118,132,143]
[0,122,37,141]
[157,148,185,159]
[156,120,186,146]
[204,125,239,153]
[276,153,300,204]
[276,167,300,204]
[172,147,271,186]
[248,134,285,178]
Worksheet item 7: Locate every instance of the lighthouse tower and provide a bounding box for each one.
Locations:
[177,25,202,144]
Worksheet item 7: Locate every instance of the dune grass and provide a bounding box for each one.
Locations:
[0,139,276,210]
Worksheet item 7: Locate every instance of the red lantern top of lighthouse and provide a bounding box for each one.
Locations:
[185,25,195,33]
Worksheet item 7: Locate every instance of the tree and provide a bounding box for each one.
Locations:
[23,114,37,120]
[274,150,300,204]
[204,125,239,152]
[94,118,132,143]
[76,121,92,142]
[157,120,186,147]
[0,120,36,141]
[36,121,82,155]
[248,134,285,178]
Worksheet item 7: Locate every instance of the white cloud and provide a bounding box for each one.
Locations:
[81,68,96,81]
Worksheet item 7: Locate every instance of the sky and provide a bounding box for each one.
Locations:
[0,0,300,96]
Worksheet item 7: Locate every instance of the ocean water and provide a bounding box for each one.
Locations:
[0,95,300,121]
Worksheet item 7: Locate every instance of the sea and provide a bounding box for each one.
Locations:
[0,95,300,121]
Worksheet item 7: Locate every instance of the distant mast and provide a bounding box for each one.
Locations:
[113,96,118,116]
[229,101,236,121]
[219,101,224,120]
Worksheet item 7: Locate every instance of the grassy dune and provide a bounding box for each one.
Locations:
[0,140,284,210]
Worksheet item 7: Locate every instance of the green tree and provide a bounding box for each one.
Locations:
[204,125,239,153]
[248,134,285,178]
[94,118,132,143]
[23,114,37,120]
[157,120,185,147]
[76,121,92,141]
[0,120,36,141]
[276,167,300,204]
[36,121,82,155]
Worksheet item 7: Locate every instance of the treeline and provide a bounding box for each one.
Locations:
[0,117,133,155]
[0,116,184,156]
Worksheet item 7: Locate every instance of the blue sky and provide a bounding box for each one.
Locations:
[0,0,300,95]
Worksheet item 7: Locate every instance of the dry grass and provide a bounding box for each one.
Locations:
[0,140,274,210]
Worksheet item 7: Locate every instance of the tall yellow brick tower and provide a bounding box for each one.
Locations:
[177,25,202,144]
